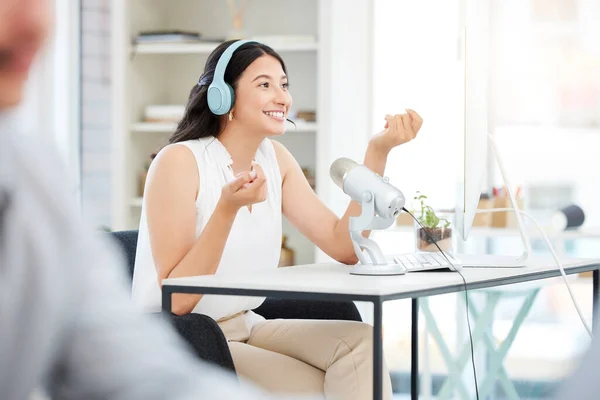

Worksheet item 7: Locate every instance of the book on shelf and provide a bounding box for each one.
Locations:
[134,30,229,44]
[134,30,220,44]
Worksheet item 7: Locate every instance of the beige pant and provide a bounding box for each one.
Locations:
[219,312,393,400]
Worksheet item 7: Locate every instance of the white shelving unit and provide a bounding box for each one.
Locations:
[111,0,322,265]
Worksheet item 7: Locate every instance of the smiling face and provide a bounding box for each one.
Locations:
[231,54,292,137]
[0,0,50,109]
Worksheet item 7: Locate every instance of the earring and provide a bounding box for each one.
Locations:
[228,110,233,122]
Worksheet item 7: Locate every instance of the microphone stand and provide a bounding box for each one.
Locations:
[349,191,407,276]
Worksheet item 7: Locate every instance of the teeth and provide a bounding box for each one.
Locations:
[264,111,284,118]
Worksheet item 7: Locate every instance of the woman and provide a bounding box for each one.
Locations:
[132,39,422,399]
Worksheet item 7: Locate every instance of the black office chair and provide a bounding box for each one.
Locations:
[108,230,362,373]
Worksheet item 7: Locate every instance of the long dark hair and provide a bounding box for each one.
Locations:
[169,40,288,145]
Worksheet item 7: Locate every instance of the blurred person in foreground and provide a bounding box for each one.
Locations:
[553,315,600,400]
[0,1,307,399]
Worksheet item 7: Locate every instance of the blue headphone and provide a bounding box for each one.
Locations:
[207,40,257,115]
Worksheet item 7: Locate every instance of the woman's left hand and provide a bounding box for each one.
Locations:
[370,109,423,154]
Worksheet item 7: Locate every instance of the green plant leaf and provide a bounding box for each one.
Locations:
[413,191,450,229]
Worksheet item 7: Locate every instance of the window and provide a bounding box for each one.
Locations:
[372,0,598,395]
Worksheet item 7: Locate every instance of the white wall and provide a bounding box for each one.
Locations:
[81,0,113,229]
[315,0,376,262]
[372,0,463,212]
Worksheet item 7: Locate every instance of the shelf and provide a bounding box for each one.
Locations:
[131,120,317,134]
[387,225,600,240]
[131,122,178,133]
[132,41,318,55]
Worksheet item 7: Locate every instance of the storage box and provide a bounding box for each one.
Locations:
[491,194,525,228]
[473,196,493,227]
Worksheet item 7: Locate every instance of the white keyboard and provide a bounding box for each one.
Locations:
[390,252,463,272]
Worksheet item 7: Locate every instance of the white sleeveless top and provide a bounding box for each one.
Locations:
[131,137,282,325]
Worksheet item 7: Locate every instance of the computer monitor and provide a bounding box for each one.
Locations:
[454,0,532,267]
[455,26,489,244]
[454,0,490,243]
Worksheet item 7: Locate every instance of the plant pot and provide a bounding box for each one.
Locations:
[416,226,453,252]
[411,192,455,253]
[413,212,454,253]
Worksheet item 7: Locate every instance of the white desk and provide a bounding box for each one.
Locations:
[162,256,600,400]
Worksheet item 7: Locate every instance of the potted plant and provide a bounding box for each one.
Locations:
[412,192,453,252]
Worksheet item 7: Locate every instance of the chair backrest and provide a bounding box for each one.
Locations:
[108,230,139,280]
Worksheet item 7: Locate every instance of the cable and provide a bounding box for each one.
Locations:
[477,207,593,339]
[402,206,480,400]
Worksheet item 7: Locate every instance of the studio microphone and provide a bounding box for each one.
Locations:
[330,157,408,274]
[329,157,406,220]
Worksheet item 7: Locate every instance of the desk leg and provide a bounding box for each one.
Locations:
[411,298,419,400]
[594,269,599,332]
[162,287,173,314]
[373,300,383,400]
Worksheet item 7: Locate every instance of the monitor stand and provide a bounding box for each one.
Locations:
[457,133,532,268]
